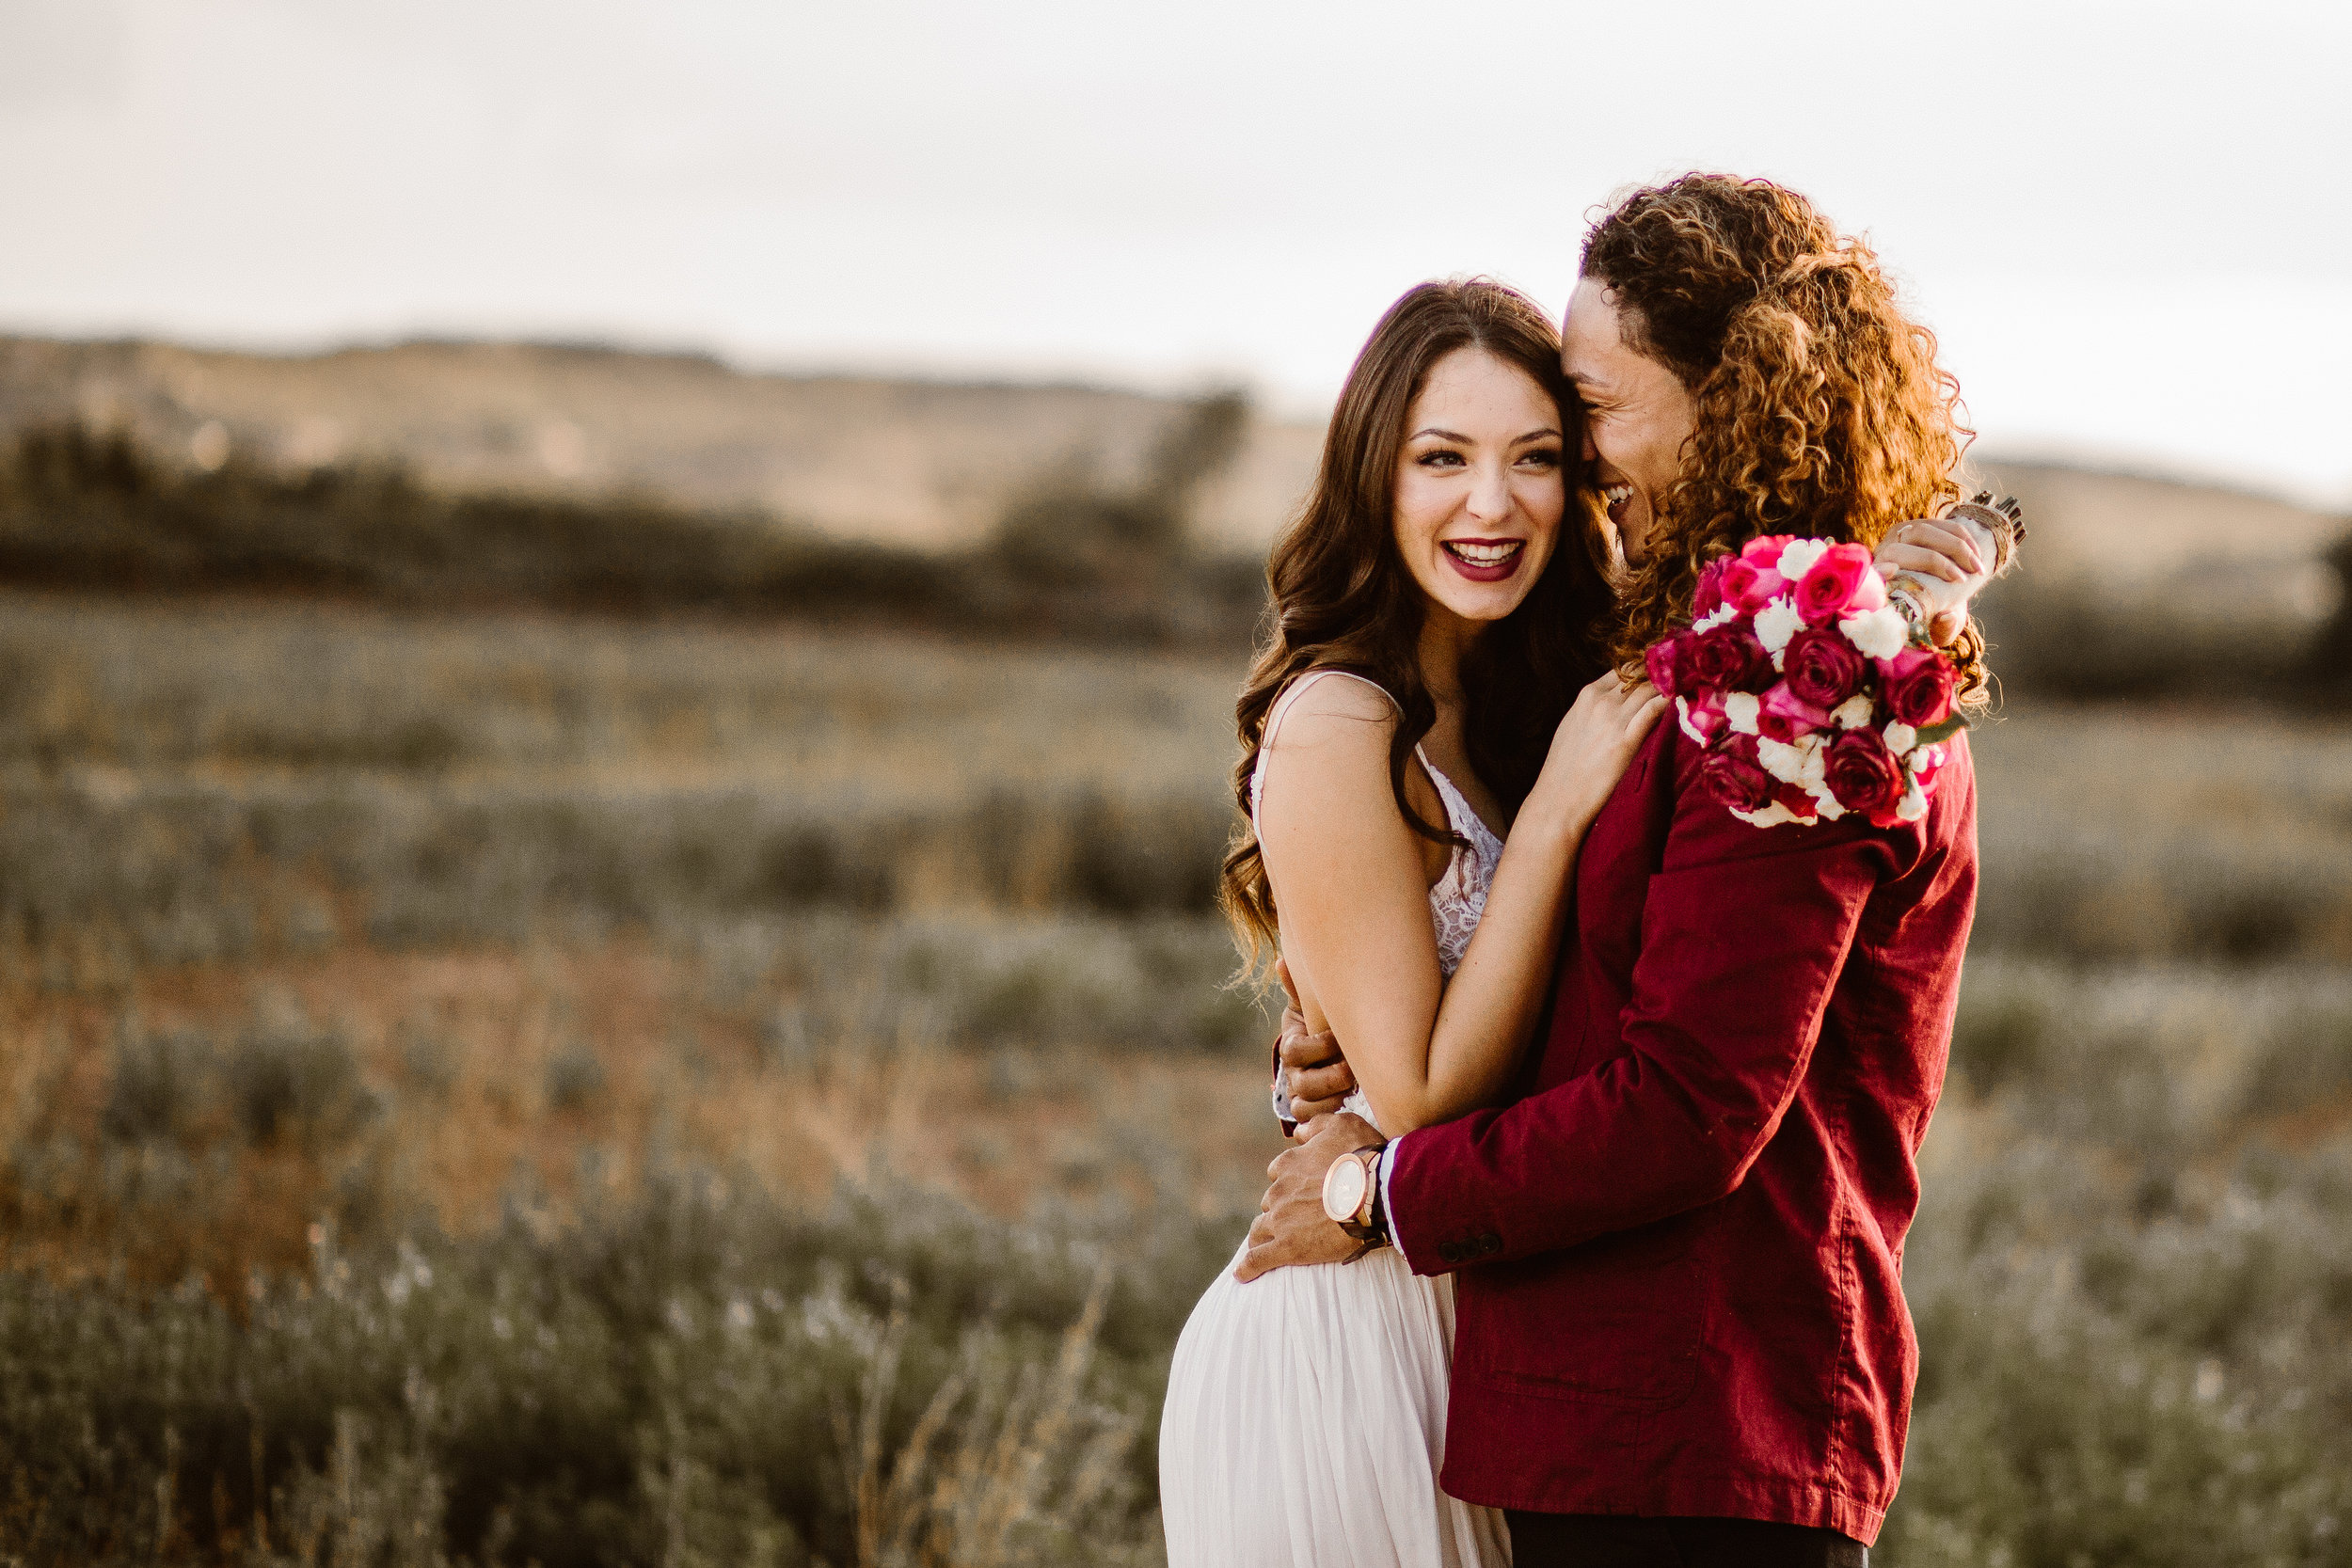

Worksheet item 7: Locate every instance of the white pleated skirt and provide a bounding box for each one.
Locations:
[1159,1238,1511,1568]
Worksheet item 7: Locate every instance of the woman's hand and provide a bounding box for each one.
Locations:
[1524,672,1668,833]
[1875,517,1986,646]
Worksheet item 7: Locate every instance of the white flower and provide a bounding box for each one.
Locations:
[1733,800,1813,829]
[1754,595,1804,655]
[1896,778,1929,821]
[1777,537,1832,579]
[1838,604,1908,660]
[1676,695,1709,745]
[1834,694,1875,730]
[1806,783,1849,820]
[1724,691,1761,736]
[1883,721,1917,754]
[1757,733,1825,787]
[1693,603,1739,632]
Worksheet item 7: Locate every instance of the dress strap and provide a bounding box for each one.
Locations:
[1414,745,1502,847]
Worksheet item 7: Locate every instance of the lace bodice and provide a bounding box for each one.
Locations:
[1250,672,1505,1134]
[1419,762,1504,977]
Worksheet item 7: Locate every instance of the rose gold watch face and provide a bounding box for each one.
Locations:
[1323,1154,1369,1225]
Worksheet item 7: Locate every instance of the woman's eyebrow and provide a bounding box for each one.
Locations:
[1408,426,1475,442]
[1407,425,1563,444]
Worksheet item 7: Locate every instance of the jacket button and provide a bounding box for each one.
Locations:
[1479,1232,1502,1255]
[1438,1242,1462,1264]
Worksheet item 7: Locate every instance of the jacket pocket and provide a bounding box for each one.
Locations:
[1457,1216,1708,1408]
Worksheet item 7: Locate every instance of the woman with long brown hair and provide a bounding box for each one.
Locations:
[1158,277,1666,1567]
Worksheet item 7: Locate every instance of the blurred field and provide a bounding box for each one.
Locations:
[2,587,2350,1566]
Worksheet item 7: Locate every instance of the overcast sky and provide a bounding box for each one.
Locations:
[4,0,2347,502]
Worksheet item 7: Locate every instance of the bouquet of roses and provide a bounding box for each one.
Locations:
[1644,534,1966,830]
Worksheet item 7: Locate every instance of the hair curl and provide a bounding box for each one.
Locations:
[1218,279,1614,974]
[1581,173,1987,700]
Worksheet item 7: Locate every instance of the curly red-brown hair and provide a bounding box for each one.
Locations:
[1582,173,1986,699]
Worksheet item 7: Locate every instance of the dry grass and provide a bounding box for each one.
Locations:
[0,586,2348,1565]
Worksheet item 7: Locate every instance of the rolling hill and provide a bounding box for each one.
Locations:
[1,334,2339,594]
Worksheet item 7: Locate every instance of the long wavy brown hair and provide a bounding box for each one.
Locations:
[1581,174,1986,698]
[1218,278,1615,973]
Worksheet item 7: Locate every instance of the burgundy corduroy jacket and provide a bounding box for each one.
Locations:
[1386,717,1978,1545]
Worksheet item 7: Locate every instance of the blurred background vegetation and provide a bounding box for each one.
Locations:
[0,344,2349,1566]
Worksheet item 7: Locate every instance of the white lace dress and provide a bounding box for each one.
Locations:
[1159,671,1511,1568]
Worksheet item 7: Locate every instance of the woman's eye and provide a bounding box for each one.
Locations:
[1416,451,1465,468]
[1518,449,1562,468]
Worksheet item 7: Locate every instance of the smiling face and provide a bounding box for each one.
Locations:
[1561,277,1699,569]
[1390,345,1567,633]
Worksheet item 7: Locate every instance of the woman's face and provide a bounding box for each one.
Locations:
[1391,345,1567,630]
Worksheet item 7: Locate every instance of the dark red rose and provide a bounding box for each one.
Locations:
[1781,627,1867,711]
[1692,557,1733,620]
[1645,631,1694,700]
[1876,645,1957,728]
[1773,781,1821,819]
[1823,728,1903,816]
[1684,626,1772,693]
[1701,733,1774,812]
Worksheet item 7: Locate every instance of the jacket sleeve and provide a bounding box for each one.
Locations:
[1385,736,1911,1275]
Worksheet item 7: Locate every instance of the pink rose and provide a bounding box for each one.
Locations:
[1759,681,1832,742]
[1793,542,1886,627]
[1685,626,1773,694]
[1876,644,1957,728]
[1781,627,1867,711]
[1721,558,1788,614]
[1692,557,1733,621]
[1701,733,1774,812]
[1740,535,1791,571]
[1822,728,1903,817]
[1679,689,1730,744]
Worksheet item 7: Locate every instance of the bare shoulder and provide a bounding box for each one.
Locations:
[1263,673,1397,761]
[1257,673,1417,845]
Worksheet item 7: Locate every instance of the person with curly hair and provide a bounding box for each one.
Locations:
[1238,174,2011,1567]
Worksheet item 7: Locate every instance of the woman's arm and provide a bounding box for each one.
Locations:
[1259,673,1664,1138]
[1875,513,2019,645]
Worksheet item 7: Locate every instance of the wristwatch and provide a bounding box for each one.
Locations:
[1321,1145,1390,1244]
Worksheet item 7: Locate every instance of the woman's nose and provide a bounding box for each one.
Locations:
[1581,428,1598,463]
[1466,460,1512,520]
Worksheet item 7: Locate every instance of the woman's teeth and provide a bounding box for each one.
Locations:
[1443,540,1523,565]
[1601,484,1634,511]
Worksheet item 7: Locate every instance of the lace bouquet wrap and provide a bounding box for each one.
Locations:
[1644,535,1967,831]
